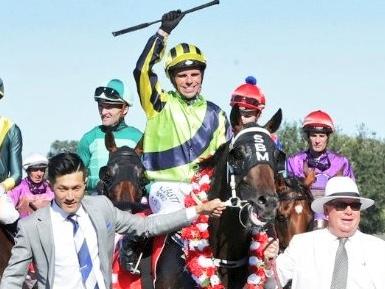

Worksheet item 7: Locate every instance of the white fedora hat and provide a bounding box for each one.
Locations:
[311,176,374,214]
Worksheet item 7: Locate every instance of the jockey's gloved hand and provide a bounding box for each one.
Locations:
[160,10,184,34]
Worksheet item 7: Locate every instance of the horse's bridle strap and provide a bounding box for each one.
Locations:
[212,256,248,268]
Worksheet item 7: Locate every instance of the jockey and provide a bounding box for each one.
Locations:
[77,79,142,194]
[8,153,54,218]
[133,10,231,214]
[230,76,283,150]
[286,110,355,228]
[0,77,21,226]
[128,10,231,279]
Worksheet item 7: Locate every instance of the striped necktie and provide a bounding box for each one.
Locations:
[330,238,348,289]
[67,214,99,289]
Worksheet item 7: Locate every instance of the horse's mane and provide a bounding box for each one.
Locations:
[198,141,230,199]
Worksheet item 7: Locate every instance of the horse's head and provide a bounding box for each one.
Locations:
[97,130,147,212]
[224,109,283,227]
[275,174,314,249]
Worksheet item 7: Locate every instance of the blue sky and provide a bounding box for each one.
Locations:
[1,0,384,157]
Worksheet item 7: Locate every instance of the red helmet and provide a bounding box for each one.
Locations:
[302,110,335,134]
[230,76,265,111]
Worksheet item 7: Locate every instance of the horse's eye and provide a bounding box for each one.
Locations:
[231,148,243,160]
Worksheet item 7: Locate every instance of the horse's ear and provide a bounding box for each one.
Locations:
[263,108,282,134]
[105,130,117,153]
[134,136,144,156]
[303,162,316,188]
[275,173,286,192]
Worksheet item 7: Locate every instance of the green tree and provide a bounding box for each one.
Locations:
[48,140,79,158]
[279,122,385,234]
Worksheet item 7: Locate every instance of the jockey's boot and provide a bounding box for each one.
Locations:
[120,234,147,275]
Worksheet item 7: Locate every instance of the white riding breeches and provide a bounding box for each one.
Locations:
[148,182,192,214]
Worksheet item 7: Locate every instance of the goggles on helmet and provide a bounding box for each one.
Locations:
[94,87,121,101]
[230,95,262,110]
[303,125,333,134]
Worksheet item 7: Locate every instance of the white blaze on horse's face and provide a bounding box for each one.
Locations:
[98,102,128,127]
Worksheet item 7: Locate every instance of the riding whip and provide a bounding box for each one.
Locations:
[112,0,220,37]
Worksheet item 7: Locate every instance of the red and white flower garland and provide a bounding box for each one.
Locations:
[180,168,270,289]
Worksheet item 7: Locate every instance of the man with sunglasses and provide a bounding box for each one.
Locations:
[77,79,142,194]
[0,77,22,226]
[264,176,385,289]
[286,110,355,229]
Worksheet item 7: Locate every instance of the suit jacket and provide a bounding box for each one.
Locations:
[0,195,191,289]
[275,228,385,289]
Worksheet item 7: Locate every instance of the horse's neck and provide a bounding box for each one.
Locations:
[209,211,250,260]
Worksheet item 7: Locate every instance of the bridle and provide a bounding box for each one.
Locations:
[98,147,149,212]
[276,177,313,223]
[224,126,283,227]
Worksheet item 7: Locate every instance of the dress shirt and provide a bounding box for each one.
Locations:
[50,202,106,289]
[275,228,385,289]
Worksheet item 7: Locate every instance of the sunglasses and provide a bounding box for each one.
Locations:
[94,87,121,99]
[329,201,361,211]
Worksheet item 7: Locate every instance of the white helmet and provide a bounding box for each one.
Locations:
[23,153,48,171]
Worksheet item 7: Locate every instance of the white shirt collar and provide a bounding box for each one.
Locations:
[51,200,85,220]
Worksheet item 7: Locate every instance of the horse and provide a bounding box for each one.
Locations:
[97,130,153,289]
[0,224,14,278]
[97,131,147,213]
[274,174,314,250]
[154,109,283,289]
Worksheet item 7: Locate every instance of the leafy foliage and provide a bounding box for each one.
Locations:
[48,140,79,158]
[278,122,385,234]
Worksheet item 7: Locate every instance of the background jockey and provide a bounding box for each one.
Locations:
[8,153,54,219]
[0,77,21,226]
[286,109,355,229]
[77,79,142,194]
[229,76,283,150]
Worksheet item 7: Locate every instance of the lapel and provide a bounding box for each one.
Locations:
[81,197,109,275]
[36,206,55,268]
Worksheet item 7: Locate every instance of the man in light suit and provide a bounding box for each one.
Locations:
[264,176,385,289]
[0,152,226,289]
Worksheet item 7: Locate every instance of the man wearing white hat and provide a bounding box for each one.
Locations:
[77,79,142,193]
[264,176,385,289]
